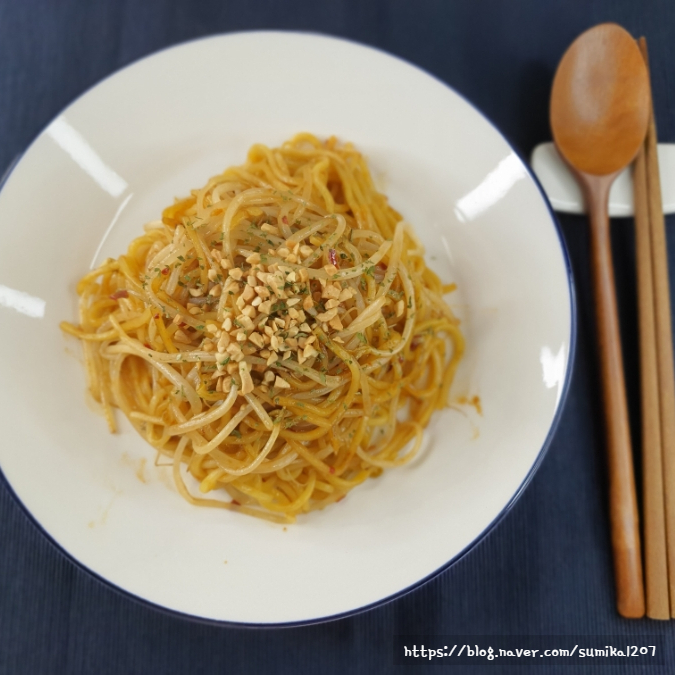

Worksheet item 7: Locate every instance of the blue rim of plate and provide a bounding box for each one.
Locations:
[0,30,577,629]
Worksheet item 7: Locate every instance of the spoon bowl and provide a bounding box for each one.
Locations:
[551,23,649,176]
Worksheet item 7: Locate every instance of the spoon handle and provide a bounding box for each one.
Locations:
[582,171,646,618]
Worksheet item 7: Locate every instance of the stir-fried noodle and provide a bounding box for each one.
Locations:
[61,134,464,523]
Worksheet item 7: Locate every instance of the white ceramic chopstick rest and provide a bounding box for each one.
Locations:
[531,142,675,216]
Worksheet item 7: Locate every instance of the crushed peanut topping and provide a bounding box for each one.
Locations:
[274,376,291,389]
[160,222,368,396]
[160,223,373,396]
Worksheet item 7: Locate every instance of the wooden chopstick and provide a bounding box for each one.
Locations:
[634,37,669,619]
[638,37,675,618]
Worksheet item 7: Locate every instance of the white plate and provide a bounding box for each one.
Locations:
[0,32,574,625]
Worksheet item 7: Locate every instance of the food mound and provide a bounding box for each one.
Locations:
[61,133,463,523]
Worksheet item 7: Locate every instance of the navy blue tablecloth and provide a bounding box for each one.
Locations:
[1,1,675,673]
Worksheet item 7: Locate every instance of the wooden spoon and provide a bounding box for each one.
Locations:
[550,23,650,618]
